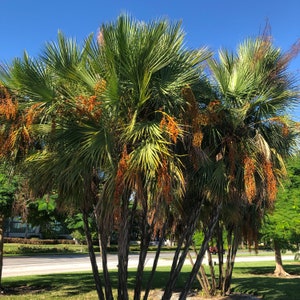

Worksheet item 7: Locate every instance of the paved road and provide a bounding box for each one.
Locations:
[2,252,295,278]
[2,253,173,278]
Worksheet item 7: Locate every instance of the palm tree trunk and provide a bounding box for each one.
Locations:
[134,222,151,300]
[134,193,150,300]
[187,246,211,296]
[94,205,113,300]
[216,221,224,290]
[82,211,105,300]
[117,192,131,300]
[162,202,203,300]
[222,225,240,295]
[179,203,222,300]
[143,222,167,300]
[207,248,217,295]
[0,214,4,290]
[101,235,114,300]
[274,240,289,276]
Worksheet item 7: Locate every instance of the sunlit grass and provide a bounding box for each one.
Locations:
[230,261,300,300]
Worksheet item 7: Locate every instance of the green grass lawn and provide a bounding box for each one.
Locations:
[1,261,300,299]
[230,261,300,299]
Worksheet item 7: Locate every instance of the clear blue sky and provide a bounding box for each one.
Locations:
[1,0,300,116]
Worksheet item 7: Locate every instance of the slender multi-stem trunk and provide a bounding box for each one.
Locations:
[143,221,167,300]
[0,214,4,290]
[222,226,233,295]
[179,203,222,300]
[187,244,211,296]
[101,235,113,300]
[94,204,113,300]
[134,224,151,300]
[134,193,150,300]
[82,210,105,300]
[216,221,224,290]
[132,194,154,300]
[222,225,240,295]
[117,191,131,300]
[274,240,289,277]
[207,249,217,294]
[162,201,203,300]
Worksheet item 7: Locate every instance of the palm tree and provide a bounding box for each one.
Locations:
[179,35,299,298]
[91,15,210,300]
[1,33,107,300]
[2,15,211,300]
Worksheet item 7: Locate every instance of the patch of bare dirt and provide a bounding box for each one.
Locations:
[0,287,263,299]
[0,285,51,296]
[265,273,300,279]
[148,290,262,299]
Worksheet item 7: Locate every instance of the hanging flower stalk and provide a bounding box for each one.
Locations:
[263,158,277,202]
[244,156,256,202]
[0,84,17,120]
[113,145,130,223]
[157,158,172,204]
[160,112,180,144]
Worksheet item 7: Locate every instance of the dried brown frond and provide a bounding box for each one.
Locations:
[252,20,273,64]
[113,145,130,223]
[206,100,223,125]
[276,39,300,73]
[253,37,272,64]
[227,138,237,181]
[269,116,290,137]
[182,85,198,118]
[152,218,164,239]
[147,209,156,228]
[97,28,104,46]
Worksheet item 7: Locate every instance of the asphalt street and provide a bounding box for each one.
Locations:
[2,252,295,278]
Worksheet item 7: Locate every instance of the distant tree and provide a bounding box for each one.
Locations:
[26,194,71,239]
[261,155,300,276]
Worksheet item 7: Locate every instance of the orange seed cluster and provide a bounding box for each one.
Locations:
[0,85,17,120]
[157,159,172,204]
[160,114,180,143]
[263,159,277,202]
[243,156,256,202]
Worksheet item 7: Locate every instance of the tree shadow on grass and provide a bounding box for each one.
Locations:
[2,268,192,297]
[2,272,101,297]
[232,263,300,300]
[3,264,299,299]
